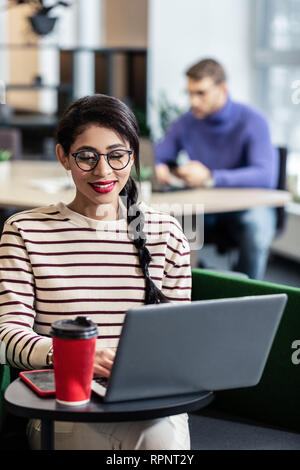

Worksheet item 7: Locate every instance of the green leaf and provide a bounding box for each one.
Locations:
[0,150,12,162]
[131,165,153,182]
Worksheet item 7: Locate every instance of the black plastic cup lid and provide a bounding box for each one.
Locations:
[50,316,98,340]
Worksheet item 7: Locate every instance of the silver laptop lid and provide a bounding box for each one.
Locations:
[104,294,287,402]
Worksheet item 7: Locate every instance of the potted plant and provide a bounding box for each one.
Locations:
[131,166,153,202]
[156,91,186,136]
[9,1,71,37]
[0,150,12,181]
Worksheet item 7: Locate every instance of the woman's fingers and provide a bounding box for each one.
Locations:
[94,348,116,377]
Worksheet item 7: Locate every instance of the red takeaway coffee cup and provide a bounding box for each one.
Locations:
[50,316,98,406]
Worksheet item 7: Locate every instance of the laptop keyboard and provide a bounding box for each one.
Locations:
[91,376,109,397]
[93,376,108,388]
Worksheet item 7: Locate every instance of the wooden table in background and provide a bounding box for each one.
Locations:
[0,161,291,214]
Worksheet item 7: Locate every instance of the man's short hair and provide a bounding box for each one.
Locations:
[186,58,226,84]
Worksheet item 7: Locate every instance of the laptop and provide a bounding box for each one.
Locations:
[91,294,287,402]
[139,138,189,193]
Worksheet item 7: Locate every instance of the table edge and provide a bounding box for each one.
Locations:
[4,380,214,422]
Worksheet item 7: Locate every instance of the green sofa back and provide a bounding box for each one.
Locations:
[0,365,10,432]
[192,269,300,432]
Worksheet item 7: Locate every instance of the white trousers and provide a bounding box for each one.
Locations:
[27,413,190,450]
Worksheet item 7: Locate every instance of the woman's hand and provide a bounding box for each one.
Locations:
[94,348,116,378]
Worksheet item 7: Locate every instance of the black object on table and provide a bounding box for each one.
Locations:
[4,378,214,450]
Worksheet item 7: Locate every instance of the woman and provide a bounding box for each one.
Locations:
[0,94,191,450]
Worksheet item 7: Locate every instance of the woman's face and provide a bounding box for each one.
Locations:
[57,125,134,219]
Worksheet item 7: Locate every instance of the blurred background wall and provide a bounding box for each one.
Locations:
[1,0,300,163]
[147,0,253,139]
[1,0,300,262]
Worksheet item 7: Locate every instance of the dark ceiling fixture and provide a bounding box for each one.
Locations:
[8,1,71,36]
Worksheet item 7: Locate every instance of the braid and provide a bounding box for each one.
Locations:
[121,177,169,305]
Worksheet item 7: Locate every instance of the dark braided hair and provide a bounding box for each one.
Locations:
[120,177,169,305]
[56,94,168,305]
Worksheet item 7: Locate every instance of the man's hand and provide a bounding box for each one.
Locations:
[155,164,171,185]
[175,161,212,187]
[94,348,116,378]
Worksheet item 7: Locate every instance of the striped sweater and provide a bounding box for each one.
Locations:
[0,201,191,370]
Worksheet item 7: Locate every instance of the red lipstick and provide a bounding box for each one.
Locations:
[89,180,117,194]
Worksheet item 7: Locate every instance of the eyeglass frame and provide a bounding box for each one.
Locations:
[71,149,133,172]
[186,79,224,98]
[186,83,221,98]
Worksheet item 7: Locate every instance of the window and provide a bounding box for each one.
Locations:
[254,0,300,151]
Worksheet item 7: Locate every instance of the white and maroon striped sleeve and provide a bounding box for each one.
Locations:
[161,218,192,304]
[0,220,52,369]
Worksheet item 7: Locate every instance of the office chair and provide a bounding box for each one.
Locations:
[201,147,288,258]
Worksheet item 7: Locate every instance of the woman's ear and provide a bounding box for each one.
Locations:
[129,152,135,167]
[56,144,71,170]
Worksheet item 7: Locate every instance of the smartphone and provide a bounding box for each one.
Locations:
[19,369,55,397]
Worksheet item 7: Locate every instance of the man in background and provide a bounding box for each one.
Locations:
[154,58,278,279]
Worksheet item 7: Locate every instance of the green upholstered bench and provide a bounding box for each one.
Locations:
[0,365,29,449]
[192,268,300,432]
[0,365,10,433]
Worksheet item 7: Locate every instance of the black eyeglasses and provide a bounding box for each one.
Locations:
[71,149,133,172]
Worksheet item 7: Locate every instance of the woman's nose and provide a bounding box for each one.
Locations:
[92,156,113,177]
